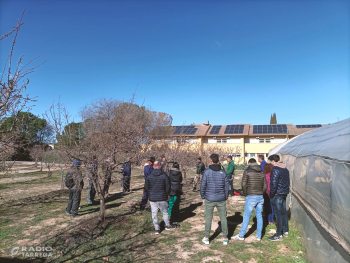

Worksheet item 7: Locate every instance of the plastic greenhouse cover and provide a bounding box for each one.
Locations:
[278,118,350,161]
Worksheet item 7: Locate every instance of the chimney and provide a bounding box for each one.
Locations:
[203,120,209,125]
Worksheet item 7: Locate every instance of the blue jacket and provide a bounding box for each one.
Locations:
[145,169,170,202]
[144,163,154,180]
[270,166,290,198]
[260,160,267,172]
[121,162,131,178]
[200,164,230,202]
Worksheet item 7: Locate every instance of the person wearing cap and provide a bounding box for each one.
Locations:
[66,159,84,218]
[226,155,236,196]
[86,156,98,204]
[193,157,205,192]
[121,157,132,192]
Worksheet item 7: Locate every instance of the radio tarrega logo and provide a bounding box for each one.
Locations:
[10,246,53,258]
[11,247,20,257]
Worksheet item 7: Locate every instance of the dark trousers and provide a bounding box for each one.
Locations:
[227,174,234,196]
[271,195,289,236]
[123,176,130,192]
[66,189,81,216]
[87,180,96,202]
[263,193,275,223]
[140,189,151,211]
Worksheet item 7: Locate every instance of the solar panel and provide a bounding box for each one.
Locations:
[210,125,222,134]
[296,124,322,128]
[172,126,198,135]
[253,125,288,134]
[224,125,244,134]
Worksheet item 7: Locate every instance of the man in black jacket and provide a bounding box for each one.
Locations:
[145,160,176,234]
[268,154,290,241]
[66,160,84,218]
[200,154,230,245]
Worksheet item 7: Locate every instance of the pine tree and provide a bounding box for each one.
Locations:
[270,113,277,124]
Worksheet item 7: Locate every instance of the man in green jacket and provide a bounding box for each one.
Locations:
[193,157,205,192]
[226,156,236,196]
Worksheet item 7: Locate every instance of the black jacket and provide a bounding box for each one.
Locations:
[200,164,229,202]
[270,166,290,198]
[242,163,267,196]
[145,169,170,202]
[168,169,183,196]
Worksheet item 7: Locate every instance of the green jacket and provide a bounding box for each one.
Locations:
[196,161,204,174]
[226,160,235,176]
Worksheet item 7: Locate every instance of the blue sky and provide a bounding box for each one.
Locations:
[1,0,349,125]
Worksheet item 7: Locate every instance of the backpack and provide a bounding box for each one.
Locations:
[201,162,205,172]
[65,173,74,188]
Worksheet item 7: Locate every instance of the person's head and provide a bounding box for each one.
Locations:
[106,156,112,162]
[93,156,97,161]
[210,153,219,164]
[172,162,179,169]
[197,157,202,162]
[149,156,155,164]
[263,163,273,174]
[258,155,264,163]
[248,158,256,164]
[268,154,280,166]
[73,159,81,167]
[153,160,161,169]
[162,157,166,162]
[227,155,232,162]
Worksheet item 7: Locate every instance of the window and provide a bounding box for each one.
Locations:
[249,153,256,157]
[245,153,248,157]
[265,153,269,157]
[216,139,227,143]
[259,139,264,143]
[235,153,241,158]
[265,139,271,143]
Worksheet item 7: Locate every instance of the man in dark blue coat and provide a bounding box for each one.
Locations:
[200,153,230,245]
[145,160,176,234]
[268,154,290,241]
[121,157,132,192]
[140,157,155,211]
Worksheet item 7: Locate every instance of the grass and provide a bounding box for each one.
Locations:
[0,168,308,262]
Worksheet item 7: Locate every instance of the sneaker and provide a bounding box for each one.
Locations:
[202,237,209,245]
[165,224,176,230]
[87,201,92,205]
[66,211,70,215]
[256,237,261,241]
[223,238,228,245]
[283,232,289,238]
[231,234,244,241]
[268,234,283,241]
[71,214,81,218]
[155,230,160,235]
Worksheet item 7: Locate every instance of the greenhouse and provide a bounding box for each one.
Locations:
[269,118,350,263]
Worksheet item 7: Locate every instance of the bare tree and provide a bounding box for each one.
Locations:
[44,96,172,221]
[0,9,46,170]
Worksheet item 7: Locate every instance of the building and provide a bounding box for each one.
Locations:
[166,123,324,164]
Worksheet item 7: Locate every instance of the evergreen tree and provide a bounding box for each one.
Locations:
[270,113,277,124]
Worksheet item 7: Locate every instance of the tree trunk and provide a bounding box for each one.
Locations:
[40,161,42,171]
[99,198,105,222]
[60,168,64,190]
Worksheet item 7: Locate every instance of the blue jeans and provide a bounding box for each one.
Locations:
[227,174,234,196]
[264,194,274,223]
[239,195,264,239]
[271,195,289,236]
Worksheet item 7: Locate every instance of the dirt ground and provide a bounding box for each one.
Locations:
[0,165,307,262]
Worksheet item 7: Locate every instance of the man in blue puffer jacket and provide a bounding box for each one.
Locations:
[140,157,155,211]
[268,154,290,241]
[200,153,230,246]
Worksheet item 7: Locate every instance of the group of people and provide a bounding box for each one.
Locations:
[200,153,290,244]
[65,156,133,217]
[64,152,290,245]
